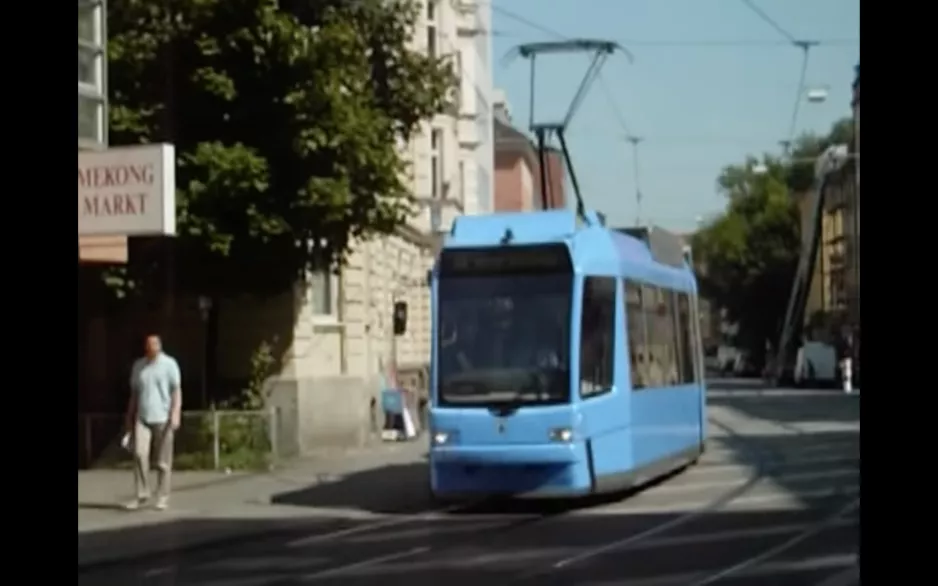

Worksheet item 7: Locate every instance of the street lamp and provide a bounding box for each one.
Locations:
[752,86,832,176]
[198,295,213,408]
[806,87,829,104]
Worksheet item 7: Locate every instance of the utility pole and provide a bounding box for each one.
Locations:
[626,135,644,226]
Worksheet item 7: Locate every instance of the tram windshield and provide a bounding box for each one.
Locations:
[436,274,572,407]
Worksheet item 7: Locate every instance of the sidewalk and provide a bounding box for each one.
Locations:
[78,440,429,568]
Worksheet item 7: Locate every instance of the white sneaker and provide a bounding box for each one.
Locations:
[123,497,149,511]
[153,496,169,511]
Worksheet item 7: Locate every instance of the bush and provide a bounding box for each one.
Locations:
[174,340,279,471]
[173,410,272,471]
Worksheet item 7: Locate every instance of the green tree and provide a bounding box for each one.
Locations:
[692,156,801,363]
[786,117,855,192]
[105,0,456,295]
[693,117,855,363]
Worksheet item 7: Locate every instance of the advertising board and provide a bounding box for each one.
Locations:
[78,144,176,236]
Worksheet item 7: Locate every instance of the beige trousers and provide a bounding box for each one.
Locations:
[133,420,175,500]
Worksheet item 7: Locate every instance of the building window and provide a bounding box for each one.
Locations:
[310,272,336,317]
[431,128,443,199]
[78,1,100,45]
[427,1,438,59]
[78,93,104,144]
[475,87,489,142]
[458,160,466,206]
[454,51,464,110]
[79,45,99,86]
[580,276,616,398]
[476,164,491,212]
[79,0,106,148]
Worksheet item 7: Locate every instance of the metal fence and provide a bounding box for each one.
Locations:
[78,408,279,471]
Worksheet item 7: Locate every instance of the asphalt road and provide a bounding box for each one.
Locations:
[78,381,860,586]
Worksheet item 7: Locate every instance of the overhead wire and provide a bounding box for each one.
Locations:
[738,0,819,151]
[740,0,798,44]
[491,5,634,137]
[784,45,813,149]
[492,4,646,224]
[493,30,857,48]
[489,0,855,225]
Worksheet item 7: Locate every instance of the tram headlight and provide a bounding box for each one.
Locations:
[548,428,573,443]
[432,430,456,446]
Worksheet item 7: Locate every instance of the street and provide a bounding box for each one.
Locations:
[78,381,859,586]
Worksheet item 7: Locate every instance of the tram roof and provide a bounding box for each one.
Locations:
[441,209,690,274]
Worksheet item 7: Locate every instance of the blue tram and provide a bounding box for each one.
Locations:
[428,209,707,500]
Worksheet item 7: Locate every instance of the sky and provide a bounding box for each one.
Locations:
[490,0,860,232]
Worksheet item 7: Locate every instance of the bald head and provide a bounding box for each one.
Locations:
[144,335,162,359]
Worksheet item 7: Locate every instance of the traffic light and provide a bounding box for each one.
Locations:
[393,301,408,336]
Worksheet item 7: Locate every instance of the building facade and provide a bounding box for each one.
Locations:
[79,1,495,462]
[455,0,495,216]
[78,0,127,263]
[299,0,476,378]
[851,62,860,322]
[494,99,538,211]
[255,0,495,450]
[799,64,860,337]
[492,90,567,211]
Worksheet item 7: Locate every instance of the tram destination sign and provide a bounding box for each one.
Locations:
[440,244,572,276]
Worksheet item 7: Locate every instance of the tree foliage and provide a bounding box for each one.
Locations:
[786,117,855,192]
[693,157,800,360]
[105,0,456,296]
[692,117,854,361]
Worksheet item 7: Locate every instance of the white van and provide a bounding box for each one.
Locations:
[794,341,838,386]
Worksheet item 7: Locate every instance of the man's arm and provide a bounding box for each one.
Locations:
[125,361,139,432]
[169,359,183,428]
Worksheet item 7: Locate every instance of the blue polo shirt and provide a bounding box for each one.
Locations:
[130,353,181,424]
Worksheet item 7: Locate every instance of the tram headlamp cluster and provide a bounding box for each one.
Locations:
[432,430,457,446]
[548,427,573,443]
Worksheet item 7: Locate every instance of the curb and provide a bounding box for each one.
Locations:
[78,444,430,571]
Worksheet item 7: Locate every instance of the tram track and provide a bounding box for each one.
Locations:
[276,414,790,584]
[498,415,858,586]
[485,415,781,585]
[90,408,857,586]
[683,497,859,586]
[260,393,858,585]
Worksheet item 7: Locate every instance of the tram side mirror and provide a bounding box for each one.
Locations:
[393,301,408,336]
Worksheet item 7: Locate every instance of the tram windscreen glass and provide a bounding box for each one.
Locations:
[436,254,573,407]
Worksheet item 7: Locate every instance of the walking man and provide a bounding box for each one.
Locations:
[123,334,182,510]
[836,328,855,394]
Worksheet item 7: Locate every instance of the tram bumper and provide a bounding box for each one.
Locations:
[429,442,592,498]
[430,441,584,464]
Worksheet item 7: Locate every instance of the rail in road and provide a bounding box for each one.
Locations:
[78,391,859,586]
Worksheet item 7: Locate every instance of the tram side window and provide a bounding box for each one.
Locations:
[642,285,679,387]
[658,289,681,385]
[580,276,616,397]
[676,293,697,383]
[624,280,647,390]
